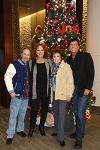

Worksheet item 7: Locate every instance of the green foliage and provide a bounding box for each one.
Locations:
[43,1,81,59]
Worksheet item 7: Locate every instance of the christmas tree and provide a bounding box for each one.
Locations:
[43,0,81,59]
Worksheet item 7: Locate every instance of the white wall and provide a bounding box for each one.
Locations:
[87,0,100,106]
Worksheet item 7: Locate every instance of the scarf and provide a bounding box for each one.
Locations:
[50,62,61,92]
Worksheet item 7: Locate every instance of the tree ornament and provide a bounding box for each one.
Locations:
[52,0,67,11]
[43,0,81,59]
[57,37,61,42]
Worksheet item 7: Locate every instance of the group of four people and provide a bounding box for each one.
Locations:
[4,38,94,149]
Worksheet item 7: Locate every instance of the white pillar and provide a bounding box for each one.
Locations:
[87,0,100,106]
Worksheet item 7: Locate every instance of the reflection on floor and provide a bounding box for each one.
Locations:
[0,106,100,150]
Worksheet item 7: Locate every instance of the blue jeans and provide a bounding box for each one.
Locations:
[6,97,28,138]
[72,86,88,140]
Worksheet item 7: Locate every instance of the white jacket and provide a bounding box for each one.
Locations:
[52,60,74,102]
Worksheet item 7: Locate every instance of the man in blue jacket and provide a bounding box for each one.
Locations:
[4,48,31,145]
[67,38,95,149]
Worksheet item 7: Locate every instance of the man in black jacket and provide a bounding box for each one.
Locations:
[67,38,95,149]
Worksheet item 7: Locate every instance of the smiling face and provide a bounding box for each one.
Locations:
[21,48,31,63]
[53,52,62,64]
[36,45,44,58]
[69,40,79,57]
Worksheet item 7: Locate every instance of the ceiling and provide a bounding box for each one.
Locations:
[19,0,46,18]
[19,0,76,18]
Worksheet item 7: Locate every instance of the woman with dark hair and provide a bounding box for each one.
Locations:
[50,48,74,146]
[28,43,51,137]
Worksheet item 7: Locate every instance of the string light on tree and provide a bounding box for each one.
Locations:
[52,0,67,11]
[43,0,81,59]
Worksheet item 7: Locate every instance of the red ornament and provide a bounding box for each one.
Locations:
[71,26,79,33]
[46,3,50,10]
[52,19,59,26]
[58,23,66,34]
[62,41,67,46]
[67,6,73,14]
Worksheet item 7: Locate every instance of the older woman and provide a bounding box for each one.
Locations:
[28,43,51,137]
[50,49,74,147]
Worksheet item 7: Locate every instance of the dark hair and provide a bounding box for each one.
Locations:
[51,47,63,59]
[35,25,42,34]
[20,46,30,54]
[33,43,48,59]
[68,38,80,46]
[67,0,72,2]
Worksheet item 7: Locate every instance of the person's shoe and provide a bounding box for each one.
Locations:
[74,140,82,149]
[28,128,34,137]
[39,125,46,136]
[70,132,84,139]
[6,138,13,145]
[17,131,26,137]
[51,133,57,136]
[70,132,76,139]
[60,140,66,147]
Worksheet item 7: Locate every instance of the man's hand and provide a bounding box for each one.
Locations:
[84,89,90,96]
[10,92,16,98]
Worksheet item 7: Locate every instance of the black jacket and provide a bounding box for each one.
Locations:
[66,51,95,96]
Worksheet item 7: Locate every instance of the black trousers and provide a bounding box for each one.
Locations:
[29,97,49,129]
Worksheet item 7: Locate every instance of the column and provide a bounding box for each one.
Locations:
[87,0,100,106]
[0,0,20,107]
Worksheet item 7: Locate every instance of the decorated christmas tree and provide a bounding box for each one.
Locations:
[43,0,81,59]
